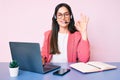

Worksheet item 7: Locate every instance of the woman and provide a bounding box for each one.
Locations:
[42,3,90,63]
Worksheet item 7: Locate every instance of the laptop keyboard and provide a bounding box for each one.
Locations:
[43,63,60,72]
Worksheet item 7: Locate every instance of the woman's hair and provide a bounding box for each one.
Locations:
[50,3,77,54]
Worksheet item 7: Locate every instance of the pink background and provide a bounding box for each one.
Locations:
[0,0,120,62]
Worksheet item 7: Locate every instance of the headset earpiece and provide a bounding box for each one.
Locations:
[70,15,72,19]
[54,15,56,19]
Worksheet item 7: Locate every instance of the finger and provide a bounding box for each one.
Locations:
[75,21,78,27]
[81,13,89,23]
[85,16,89,24]
[80,13,86,22]
[80,13,83,21]
[75,21,80,28]
[74,22,77,27]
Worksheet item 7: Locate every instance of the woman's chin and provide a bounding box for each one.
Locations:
[59,24,69,28]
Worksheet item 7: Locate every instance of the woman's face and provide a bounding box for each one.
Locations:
[56,6,71,28]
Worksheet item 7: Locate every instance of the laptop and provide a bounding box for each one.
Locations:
[9,42,60,74]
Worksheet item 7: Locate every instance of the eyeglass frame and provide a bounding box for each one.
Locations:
[54,12,72,19]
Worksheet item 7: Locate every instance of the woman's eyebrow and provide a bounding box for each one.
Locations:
[57,12,69,14]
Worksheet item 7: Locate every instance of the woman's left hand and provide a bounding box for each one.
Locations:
[75,13,89,33]
[75,13,89,40]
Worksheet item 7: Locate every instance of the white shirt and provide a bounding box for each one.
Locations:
[51,32,68,63]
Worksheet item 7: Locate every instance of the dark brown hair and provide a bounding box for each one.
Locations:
[50,3,77,54]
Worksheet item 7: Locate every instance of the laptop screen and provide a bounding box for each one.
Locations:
[9,42,44,73]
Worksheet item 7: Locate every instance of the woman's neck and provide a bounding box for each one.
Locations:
[59,27,69,33]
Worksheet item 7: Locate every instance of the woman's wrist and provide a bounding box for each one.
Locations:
[80,31,88,40]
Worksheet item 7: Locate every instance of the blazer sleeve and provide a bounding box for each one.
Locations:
[77,34,90,63]
[41,30,51,63]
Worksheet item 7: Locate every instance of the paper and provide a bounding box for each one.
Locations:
[70,61,117,73]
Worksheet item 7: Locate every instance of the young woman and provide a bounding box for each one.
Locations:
[42,3,90,63]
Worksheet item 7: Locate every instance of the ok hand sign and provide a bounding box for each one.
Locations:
[75,13,89,40]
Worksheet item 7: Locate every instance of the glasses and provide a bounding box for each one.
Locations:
[57,13,70,19]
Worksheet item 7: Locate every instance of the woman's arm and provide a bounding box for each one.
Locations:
[41,30,51,63]
[77,39,90,62]
[75,13,90,62]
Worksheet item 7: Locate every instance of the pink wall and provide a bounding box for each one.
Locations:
[0,0,120,62]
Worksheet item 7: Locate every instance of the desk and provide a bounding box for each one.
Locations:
[0,62,120,80]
